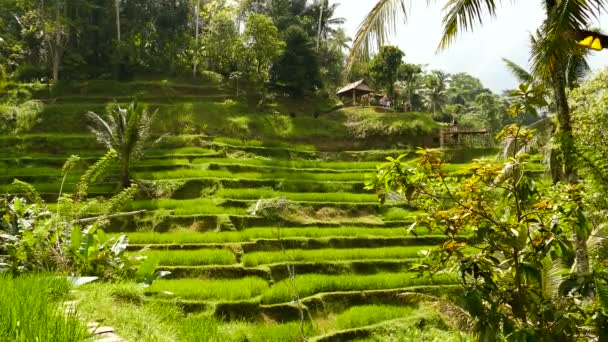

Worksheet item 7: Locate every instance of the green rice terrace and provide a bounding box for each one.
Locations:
[0,80,493,341]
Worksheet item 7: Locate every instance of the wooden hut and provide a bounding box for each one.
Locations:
[336,80,373,106]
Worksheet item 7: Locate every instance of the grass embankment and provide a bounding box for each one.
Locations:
[146,278,269,300]
[144,249,236,266]
[335,305,417,330]
[262,273,456,304]
[122,228,412,244]
[215,189,378,203]
[242,247,428,267]
[0,274,87,341]
[130,198,247,216]
[136,169,370,182]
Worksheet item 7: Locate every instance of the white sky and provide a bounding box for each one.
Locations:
[332,0,608,92]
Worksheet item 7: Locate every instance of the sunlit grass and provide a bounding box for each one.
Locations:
[135,169,369,182]
[129,199,247,216]
[122,227,412,244]
[144,249,236,266]
[335,305,417,329]
[192,157,379,170]
[0,274,87,341]
[146,278,268,300]
[261,272,456,304]
[215,189,378,203]
[242,246,428,267]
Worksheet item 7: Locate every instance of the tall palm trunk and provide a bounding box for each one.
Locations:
[316,0,324,51]
[115,0,121,43]
[121,159,130,188]
[552,59,590,275]
[544,1,590,276]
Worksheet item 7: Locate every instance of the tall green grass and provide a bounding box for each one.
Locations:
[144,249,236,266]
[123,227,410,244]
[221,321,316,342]
[261,273,455,304]
[0,274,87,341]
[130,199,247,216]
[335,305,417,329]
[242,246,427,267]
[146,278,268,300]
[216,189,377,203]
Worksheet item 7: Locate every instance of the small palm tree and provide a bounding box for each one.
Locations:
[87,101,157,188]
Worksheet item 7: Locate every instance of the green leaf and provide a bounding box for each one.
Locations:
[70,227,82,250]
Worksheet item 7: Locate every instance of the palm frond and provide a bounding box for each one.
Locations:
[438,0,498,51]
[347,0,409,73]
[531,0,604,81]
[587,225,607,255]
[540,257,568,299]
[502,58,535,84]
[86,111,113,148]
[566,50,591,88]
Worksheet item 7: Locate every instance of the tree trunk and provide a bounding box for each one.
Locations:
[316,0,324,51]
[121,160,130,189]
[552,57,590,275]
[193,0,200,77]
[52,50,60,84]
[115,0,121,43]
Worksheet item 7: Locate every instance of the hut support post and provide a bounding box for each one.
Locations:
[352,90,356,105]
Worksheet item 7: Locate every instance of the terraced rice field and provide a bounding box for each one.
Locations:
[0,85,488,340]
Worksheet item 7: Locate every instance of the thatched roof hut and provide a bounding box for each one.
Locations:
[336,80,373,105]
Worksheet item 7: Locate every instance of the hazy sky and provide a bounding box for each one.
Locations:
[331,0,608,92]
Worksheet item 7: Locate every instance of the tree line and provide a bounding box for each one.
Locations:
[0,0,347,97]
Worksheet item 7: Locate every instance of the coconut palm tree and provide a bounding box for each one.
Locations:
[350,0,604,276]
[422,70,449,116]
[87,102,157,189]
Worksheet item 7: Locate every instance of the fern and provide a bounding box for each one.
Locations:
[8,180,43,204]
[103,184,138,215]
[76,149,118,199]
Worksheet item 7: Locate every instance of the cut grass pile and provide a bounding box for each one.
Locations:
[146,278,269,300]
[335,305,417,329]
[215,189,378,203]
[242,246,427,267]
[123,227,410,244]
[0,274,87,341]
[144,249,236,266]
[130,198,247,216]
[261,272,456,304]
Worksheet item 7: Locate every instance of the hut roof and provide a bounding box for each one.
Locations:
[336,79,373,95]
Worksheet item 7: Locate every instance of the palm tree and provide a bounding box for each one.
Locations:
[350,0,603,276]
[87,102,157,189]
[397,63,423,111]
[308,0,346,42]
[422,70,449,116]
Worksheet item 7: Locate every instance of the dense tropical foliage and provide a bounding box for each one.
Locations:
[1,0,608,341]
